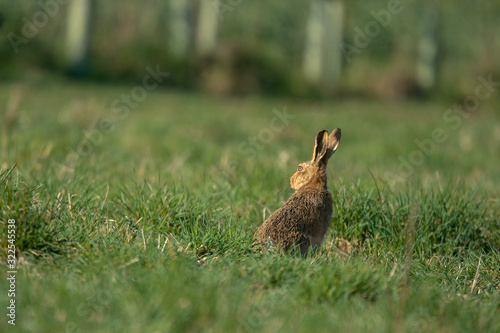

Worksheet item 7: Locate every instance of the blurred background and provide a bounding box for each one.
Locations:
[1,0,499,99]
[1,0,500,194]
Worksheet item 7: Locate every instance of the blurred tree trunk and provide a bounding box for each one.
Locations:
[66,0,94,78]
[195,0,218,57]
[303,0,344,91]
[169,0,192,58]
[324,0,344,86]
[303,0,323,86]
[416,8,440,94]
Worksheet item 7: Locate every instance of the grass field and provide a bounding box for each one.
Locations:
[1,79,499,332]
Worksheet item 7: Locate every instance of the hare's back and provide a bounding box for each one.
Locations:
[259,189,331,235]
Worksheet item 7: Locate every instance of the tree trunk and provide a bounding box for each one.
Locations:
[66,0,94,77]
[416,8,440,93]
[303,0,344,90]
[169,0,192,58]
[196,0,219,57]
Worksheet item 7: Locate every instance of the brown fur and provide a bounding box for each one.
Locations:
[255,129,341,256]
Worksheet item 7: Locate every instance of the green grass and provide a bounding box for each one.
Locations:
[1,80,499,332]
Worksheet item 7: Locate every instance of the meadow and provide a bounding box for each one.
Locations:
[0,78,499,332]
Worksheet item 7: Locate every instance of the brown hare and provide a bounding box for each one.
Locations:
[255,128,341,256]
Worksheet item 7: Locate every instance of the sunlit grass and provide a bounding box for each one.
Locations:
[0,81,499,332]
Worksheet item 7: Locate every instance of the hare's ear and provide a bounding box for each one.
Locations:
[325,128,341,161]
[311,130,329,163]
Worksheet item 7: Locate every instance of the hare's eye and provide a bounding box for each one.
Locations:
[297,165,303,172]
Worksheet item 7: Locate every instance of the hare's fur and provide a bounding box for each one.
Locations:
[255,129,341,256]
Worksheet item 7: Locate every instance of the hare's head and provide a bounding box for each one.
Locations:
[290,129,341,190]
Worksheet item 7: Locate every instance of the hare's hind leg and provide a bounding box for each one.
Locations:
[298,235,314,257]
